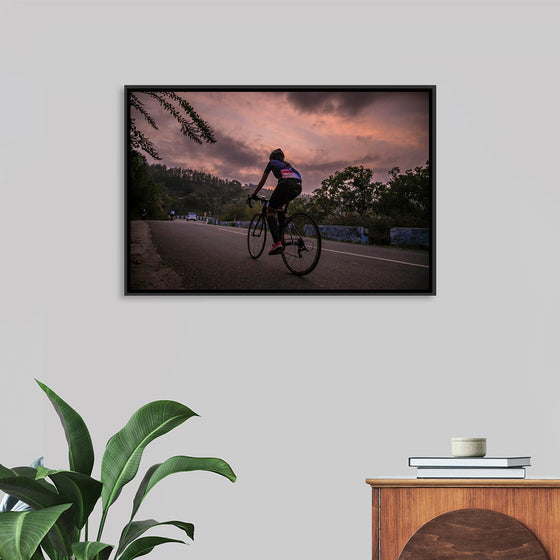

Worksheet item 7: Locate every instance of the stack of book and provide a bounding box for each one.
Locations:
[409,456,531,478]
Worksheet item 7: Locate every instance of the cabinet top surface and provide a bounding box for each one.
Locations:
[365,478,560,488]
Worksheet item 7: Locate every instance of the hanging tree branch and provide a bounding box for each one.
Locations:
[129,91,216,159]
[130,118,161,160]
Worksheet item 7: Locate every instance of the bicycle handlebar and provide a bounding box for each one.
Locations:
[246,194,269,208]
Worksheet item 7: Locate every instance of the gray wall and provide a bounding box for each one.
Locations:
[2,2,559,560]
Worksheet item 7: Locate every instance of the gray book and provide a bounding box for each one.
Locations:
[409,456,531,468]
[416,467,526,479]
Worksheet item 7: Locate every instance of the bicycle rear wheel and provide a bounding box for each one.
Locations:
[281,213,321,275]
[248,213,267,259]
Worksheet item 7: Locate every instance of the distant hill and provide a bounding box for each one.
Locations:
[146,164,251,217]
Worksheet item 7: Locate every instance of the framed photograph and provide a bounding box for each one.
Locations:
[125,86,435,295]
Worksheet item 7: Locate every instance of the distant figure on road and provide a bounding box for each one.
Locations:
[141,208,148,220]
[168,209,175,221]
[252,148,302,255]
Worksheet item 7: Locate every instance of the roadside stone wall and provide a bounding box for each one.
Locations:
[318,225,368,244]
[219,221,251,228]
[215,221,369,245]
[390,227,429,247]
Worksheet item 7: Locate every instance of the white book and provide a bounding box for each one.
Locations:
[409,456,531,468]
[416,467,526,479]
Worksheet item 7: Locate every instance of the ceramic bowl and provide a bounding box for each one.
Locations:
[451,437,487,457]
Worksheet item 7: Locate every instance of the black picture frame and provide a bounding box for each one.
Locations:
[125,85,435,295]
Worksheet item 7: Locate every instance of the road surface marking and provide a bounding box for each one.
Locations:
[323,248,429,269]
[214,226,246,236]
[213,226,429,268]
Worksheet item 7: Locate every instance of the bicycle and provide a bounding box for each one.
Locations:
[246,194,322,275]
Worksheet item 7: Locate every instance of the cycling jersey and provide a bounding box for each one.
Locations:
[265,159,302,182]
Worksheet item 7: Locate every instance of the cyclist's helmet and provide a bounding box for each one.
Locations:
[269,148,284,161]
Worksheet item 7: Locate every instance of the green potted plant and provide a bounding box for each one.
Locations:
[0,380,236,560]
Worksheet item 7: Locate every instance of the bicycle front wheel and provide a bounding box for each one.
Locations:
[281,213,321,275]
[248,213,267,259]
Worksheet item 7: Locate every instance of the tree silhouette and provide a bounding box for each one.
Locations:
[375,162,430,226]
[307,165,383,222]
[129,91,217,159]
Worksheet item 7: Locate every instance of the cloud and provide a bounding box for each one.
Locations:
[129,89,431,192]
[207,133,262,177]
[286,91,430,127]
[287,92,376,116]
[154,132,264,183]
[287,91,387,117]
[212,133,259,168]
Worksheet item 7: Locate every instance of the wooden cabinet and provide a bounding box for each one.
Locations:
[365,479,560,559]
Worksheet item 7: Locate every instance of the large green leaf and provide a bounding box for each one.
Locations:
[0,466,19,513]
[0,475,75,558]
[100,401,197,512]
[37,535,57,560]
[12,467,57,495]
[36,380,94,476]
[30,546,45,560]
[130,456,236,521]
[36,467,102,529]
[41,518,76,560]
[0,503,71,560]
[0,465,14,479]
[118,536,185,560]
[117,519,194,556]
[0,477,61,510]
[72,541,113,560]
[1,462,57,521]
[1,465,57,513]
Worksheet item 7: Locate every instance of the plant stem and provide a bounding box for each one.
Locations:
[97,510,108,541]
[121,518,134,549]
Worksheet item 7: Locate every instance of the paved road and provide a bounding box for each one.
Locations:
[146,220,432,292]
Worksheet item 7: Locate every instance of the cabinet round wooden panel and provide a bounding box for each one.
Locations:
[398,508,547,560]
[365,479,560,560]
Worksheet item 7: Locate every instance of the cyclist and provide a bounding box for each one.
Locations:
[251,149,302,255]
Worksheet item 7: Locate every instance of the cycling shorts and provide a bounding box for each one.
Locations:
[269,178,302,210]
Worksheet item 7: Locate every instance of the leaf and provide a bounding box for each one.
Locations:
[0,499,29,513]
[36,380,94,476]
[30,546,45,560]
[0,503,71,560]
[0,476,61,510]
[36,467,102,529]
[0,475,75,557]
[117,520,194,556]
[100,401,197,512]
[118,536,185,560]
[72,541,113,560]
[0,465,15,478]
[1,462,56,514]
[0,466,18,513]
[41,517,76,560]
[38,535,57,560]
[12,457,45,481]
[12,466,57,494]
[130,456,236,521]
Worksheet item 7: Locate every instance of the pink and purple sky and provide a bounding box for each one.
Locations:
[132,90,431,194]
